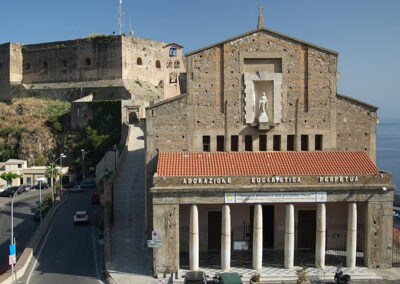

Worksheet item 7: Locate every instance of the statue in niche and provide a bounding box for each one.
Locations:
[258,92,269,123]
[259,92,268,114]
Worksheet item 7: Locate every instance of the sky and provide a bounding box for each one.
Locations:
[1,0,399,120]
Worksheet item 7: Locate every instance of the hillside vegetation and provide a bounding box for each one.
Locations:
[0,98,120,176]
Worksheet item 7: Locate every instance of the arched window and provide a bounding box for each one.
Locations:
[62,60,67,67]
[166,60,172,68]
[155,60,161,69]
[174,60,180,69]
[25,62,31,70]
[137,57,142,65]
[85,58,91,66]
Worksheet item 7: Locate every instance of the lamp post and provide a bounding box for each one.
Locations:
[81,149,85,182]
[113,144,117,173]
[10,184,26,280]
[36,177,46,224]
[50,154,66,206]
[59,153,66,192]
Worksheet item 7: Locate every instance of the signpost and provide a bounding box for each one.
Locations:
[9,244,16,265]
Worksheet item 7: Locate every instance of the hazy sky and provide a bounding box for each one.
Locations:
[1,0,399,120]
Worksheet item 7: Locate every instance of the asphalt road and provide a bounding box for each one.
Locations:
[0,188,50,271]
[21,187,103,284]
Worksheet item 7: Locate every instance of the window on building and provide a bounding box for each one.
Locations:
[62,60,67,67]
[169,47,177,57]
[155,60,161,69]
[315,134,323,151]
[25,62,31,70]
[166,60,172,68]
[259,135,267,151]
[85,58,91,66]
[231,135,238,152]
[245,135,253,151]
[169,72,177,83]
[18,164,22,168]
[27,177,31,184]
[137,57,142,65]
[203,136,210,152]
[287,135,295,151]
[217,136,224,152]
[273,135,281,151]
[42,61,48,69]
[301,135,309,151]
[174,60,180,68]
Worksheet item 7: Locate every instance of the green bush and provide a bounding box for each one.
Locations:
[48,115,63,132]
[0,126,15,137]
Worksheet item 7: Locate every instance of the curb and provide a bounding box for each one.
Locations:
[0,196,69,284]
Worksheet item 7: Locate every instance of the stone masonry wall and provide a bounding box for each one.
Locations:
[336,95,378,162]
[122,36,165,86]
[0,43,11,101]
[185,30,341,153]
[22,36,122,84]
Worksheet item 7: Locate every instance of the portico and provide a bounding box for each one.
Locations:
[150,152,394,275]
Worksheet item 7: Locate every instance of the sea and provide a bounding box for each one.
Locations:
[376,119,400,195]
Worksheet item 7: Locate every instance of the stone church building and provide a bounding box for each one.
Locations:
[145,9,395,275]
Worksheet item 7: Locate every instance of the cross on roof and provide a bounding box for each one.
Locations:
[257,5,265,29]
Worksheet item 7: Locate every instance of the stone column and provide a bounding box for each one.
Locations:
[252,204,263,270]
[315,203,326,269]
[190,205,199,271]
[221,205,231,271]
[346,202,357,268]
[284,203,294,269]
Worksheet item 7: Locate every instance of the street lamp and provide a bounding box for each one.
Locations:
[36,177,46,224]
[113,144,117,173]
[59,153,66,191]
[81,149,85,182]
[50,153,66,206]
[10,184,26,280]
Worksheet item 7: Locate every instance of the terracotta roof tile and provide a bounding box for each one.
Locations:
[156,152,379,177]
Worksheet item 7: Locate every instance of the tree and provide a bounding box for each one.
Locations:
[45,163,61,198]
[0,172,20,187]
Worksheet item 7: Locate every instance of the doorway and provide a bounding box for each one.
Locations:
[208,211,221,252]
[297,210,316,251]
[263,205,274,248]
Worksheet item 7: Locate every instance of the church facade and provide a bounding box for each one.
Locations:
[145,9,395,275]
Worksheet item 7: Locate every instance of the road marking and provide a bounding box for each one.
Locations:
[26,226,52,284]
[91,225,102,283]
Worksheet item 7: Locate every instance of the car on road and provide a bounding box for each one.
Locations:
[20,184,31,192]
[69,185,83,193]
[80,180,96,189]
[73,210,89,224]
[183,271,208,284]
[0,189,15,197]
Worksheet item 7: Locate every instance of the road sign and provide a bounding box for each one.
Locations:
[9,254,16,265]
[9,244,15,255]
[147,239,163,248]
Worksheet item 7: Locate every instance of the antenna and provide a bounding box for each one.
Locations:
[118,0,122,35]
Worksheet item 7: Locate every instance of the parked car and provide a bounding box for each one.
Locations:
[80,180,96,189]
[70,185,83,193]
[73,210,89,224]
[183,271,208,284]
[91,193,100,204]
[213,272,243,284]
[20,184,31,192]
[0,189,14,197]
[32,183,49,189]
[63,181,77,189]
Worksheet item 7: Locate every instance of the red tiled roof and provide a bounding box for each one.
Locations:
[156,152,379,177]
